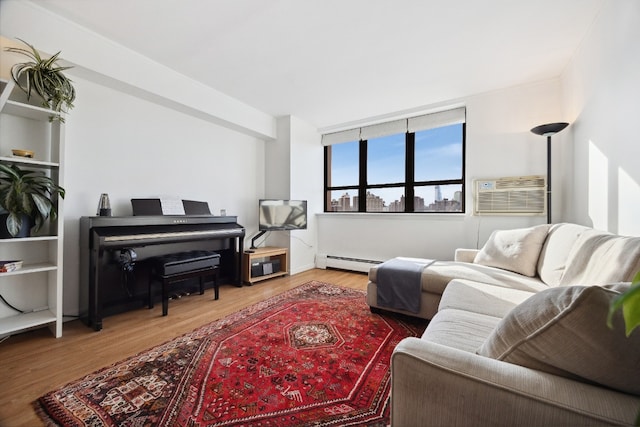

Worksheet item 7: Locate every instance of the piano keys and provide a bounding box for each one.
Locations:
[79,215,245,331]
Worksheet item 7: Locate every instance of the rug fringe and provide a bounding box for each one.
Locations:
[32,399,60,427]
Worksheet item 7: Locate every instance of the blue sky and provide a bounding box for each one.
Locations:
[329,124,463,203]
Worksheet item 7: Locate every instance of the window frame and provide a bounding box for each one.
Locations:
[324,123,466,213]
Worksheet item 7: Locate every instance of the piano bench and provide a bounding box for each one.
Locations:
[148,250,221,316]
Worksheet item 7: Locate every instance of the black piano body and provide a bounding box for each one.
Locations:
[80,215,245,331]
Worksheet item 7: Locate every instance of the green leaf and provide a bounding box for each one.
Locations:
[6,212,21,237]
[621,287,640,336]
[5,38,75,118]
[31,192,52,220]
[608,272,640,337]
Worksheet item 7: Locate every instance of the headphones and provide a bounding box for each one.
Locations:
[118,248,137,297]
[119,248,137,272]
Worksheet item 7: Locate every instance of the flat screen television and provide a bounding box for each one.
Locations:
[259,199,307,231]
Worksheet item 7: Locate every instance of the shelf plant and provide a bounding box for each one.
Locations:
[5,38,75,121]
[0,163,65,237]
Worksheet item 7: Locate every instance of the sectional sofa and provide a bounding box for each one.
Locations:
[367,223,640,426]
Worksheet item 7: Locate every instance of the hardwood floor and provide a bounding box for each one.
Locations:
[0,269,368,426]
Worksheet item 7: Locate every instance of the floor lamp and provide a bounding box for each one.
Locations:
[530,122,569,224]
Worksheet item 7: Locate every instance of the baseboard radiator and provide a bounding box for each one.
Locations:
[316,254,382,273]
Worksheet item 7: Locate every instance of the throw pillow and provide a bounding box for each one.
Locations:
[473,224,550,277]
[477,284,640,396]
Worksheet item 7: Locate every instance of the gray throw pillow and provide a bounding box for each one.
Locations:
[477,284,640,396]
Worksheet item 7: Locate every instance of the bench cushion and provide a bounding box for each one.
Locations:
[152,250,220,276]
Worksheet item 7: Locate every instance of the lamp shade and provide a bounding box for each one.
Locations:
[530,122,569,136]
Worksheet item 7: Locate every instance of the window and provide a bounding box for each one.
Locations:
[323,107,465,213]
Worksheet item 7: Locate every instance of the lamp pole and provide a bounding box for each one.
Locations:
[546,134,552,224]
[530,122,569,224]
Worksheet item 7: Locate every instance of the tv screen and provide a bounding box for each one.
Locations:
[259,199,307,231]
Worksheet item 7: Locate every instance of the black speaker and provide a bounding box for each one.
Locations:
[251,262,263,277]
[251,260,282,277]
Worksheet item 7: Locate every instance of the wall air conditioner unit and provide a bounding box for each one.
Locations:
[473,175,546,215]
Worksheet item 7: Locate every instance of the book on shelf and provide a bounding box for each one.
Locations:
[0,260,23,272]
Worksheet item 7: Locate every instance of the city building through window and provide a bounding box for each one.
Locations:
[323,107,466,213]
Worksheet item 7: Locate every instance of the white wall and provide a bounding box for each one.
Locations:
[317,79,565,262]
[289,116,322,273]
[561,0,640,236]
[61,77,264,314]
[262,116,321,274]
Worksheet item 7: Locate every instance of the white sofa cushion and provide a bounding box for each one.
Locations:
[536,223,590,286]
[474,224,550,277]
[439,279,535,318]
[369,260,548,296]
[477,284,640,396]
[560,229,640,285]
[422,308,501,353]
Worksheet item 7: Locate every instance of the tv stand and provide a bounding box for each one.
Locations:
[243,246,288,284]
[250,230,267,249]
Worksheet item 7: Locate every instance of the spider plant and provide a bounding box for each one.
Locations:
[0,163,65,237]
[5,38,75,121]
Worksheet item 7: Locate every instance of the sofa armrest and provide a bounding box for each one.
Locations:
[391,337,639,427]
[454,248,478,263]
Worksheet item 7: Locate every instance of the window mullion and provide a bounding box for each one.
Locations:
[324,146,330,211]
[358,140,367,212]
[461,123,466,212]
[405,132,415,212]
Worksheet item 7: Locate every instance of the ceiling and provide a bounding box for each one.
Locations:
[35,0,605,130]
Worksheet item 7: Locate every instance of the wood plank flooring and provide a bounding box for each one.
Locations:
[0,269,368,426]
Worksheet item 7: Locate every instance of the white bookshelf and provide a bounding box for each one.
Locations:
[0,78,65,338]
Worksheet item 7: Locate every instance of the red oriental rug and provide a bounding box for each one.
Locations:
[35,281,426,426]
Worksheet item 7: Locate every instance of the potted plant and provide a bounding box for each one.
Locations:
[5,38,75,121]
[0,163,65,237]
